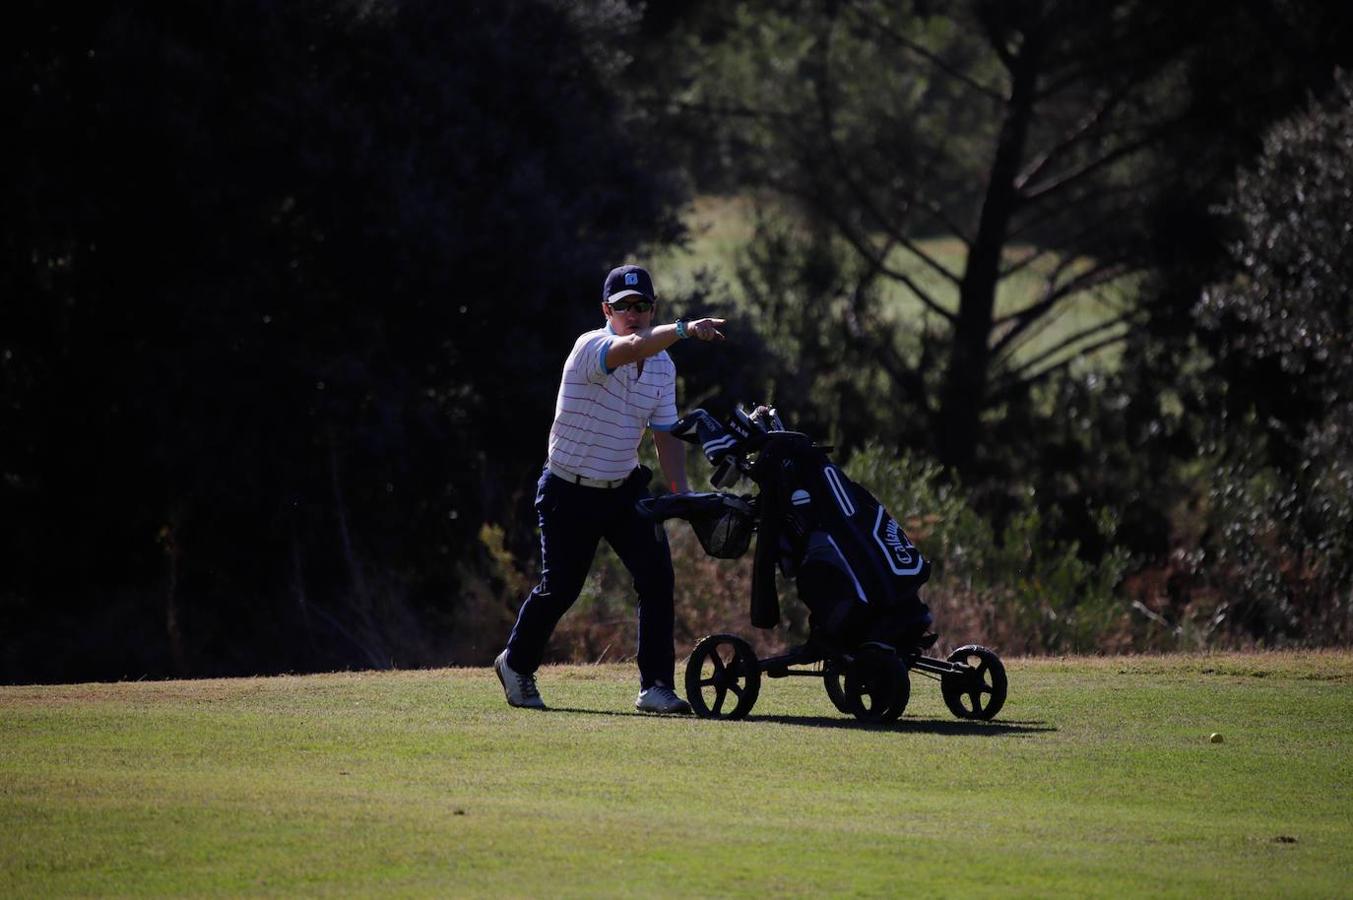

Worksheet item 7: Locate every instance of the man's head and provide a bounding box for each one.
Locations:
[602,264,656,335]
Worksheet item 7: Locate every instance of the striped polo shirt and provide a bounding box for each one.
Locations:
[547,326,678,482]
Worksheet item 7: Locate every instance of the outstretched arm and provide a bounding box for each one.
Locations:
[604,318,726,370]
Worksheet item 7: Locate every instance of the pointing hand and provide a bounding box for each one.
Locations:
[688,317,726,342]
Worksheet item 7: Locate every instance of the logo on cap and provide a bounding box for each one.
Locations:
[625,273,639,286]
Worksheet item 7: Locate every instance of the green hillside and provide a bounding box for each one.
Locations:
[653,195,1132,374]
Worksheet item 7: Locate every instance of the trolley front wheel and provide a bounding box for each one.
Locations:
[685,634,761,720]
[940,644,1007,720]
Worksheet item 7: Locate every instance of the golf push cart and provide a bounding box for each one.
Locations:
[637,405,1007,724]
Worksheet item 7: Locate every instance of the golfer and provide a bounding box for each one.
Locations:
[494,264,726,713]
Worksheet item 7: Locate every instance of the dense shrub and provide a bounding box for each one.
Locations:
[847,446,1133,655]
[1184,69,1353,646]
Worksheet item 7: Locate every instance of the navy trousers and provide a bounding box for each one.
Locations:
[504,465,676,688]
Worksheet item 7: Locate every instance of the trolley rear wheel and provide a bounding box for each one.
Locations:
[823,660,852,714]
[842,651,908,723]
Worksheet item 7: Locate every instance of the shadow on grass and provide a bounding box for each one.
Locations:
[545,706,674,719]
[545,706,1054,736]
[748,714,1055,736]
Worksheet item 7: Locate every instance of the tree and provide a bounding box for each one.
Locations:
[1186,70,1353,642]
[651,0,1353,474]
[0,0,684,681]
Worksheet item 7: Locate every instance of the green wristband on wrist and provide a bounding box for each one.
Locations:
[675,318,690,339]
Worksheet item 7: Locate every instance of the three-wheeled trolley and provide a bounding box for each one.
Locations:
[640,403,1011,725]
[684,633,1006,723]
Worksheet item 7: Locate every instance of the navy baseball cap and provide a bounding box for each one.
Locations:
[603,265,656,303]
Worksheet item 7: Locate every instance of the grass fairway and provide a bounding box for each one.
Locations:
[3,652,1351,897]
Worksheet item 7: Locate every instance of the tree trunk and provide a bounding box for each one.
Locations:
[938,36,1041,472]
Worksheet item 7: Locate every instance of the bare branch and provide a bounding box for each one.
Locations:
[832,238,935,412]
[808,13,975,251]
[843,2,1008,103]
[894,237,964,286]
[1039,258,1134,307]
[1020,138,1151,204]
[1006,179,1148,242]
[1035,19,1191,103]
[915,194,975,247]
[990,258,1133,359]
[809,66,966,288]
[998,243,1060,280]
[999,257,1131,324]
[1002,310,1141,384]
[1014,84,1134,192]
[796,38,962,324]
[992,328,1134,402]
[769,175,958,325]
[989,257,1080,354]
[854,307,930,409]
[832,219,959,323]
[973,6,1019,73]
[1019,116,1188,205]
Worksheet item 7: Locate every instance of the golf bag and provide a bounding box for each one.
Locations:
[646,407,933,648]
[747,428,932,644]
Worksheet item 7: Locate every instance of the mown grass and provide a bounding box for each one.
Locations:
[3,652,1351,897]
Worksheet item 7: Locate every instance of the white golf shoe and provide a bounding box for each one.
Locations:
[494,650,545,709]
[635,683,692,714]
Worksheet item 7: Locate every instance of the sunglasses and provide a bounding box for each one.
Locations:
[607,299,654,314]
